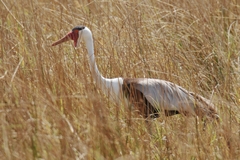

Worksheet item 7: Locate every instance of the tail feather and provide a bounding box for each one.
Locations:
[190,92,219,121]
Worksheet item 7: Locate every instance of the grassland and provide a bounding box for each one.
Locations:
[0,0,240,159]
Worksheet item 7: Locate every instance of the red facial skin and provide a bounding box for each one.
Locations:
[52,30,79,47]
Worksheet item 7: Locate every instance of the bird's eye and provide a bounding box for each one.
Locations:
[73,30,79,34]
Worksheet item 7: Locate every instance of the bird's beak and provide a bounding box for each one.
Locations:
[51,30,79,47]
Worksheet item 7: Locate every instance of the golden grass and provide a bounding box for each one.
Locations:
[0,0,240,159]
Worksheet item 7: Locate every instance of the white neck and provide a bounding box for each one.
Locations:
[81,27,123,101]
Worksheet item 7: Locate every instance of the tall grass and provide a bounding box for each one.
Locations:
[0,0,239,159]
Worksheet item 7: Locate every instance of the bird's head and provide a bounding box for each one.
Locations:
[51,26,92,47]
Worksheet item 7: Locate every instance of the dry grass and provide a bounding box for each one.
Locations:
[0,0,240,159]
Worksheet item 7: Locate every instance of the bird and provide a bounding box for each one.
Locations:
[51,26,219,121]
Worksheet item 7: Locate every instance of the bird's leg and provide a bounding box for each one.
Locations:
[145,118,154,135]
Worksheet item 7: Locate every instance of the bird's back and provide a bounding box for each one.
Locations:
[123,78,219,119]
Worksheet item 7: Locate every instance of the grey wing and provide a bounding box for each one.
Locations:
[123,78,219,120]
[133,79,195,112]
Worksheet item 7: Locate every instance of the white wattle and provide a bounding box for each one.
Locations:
[81,27,123,102]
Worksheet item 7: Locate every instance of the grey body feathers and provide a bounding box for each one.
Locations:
[122,78,219,120]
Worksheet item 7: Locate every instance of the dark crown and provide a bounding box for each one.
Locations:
[72,26,85,31]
